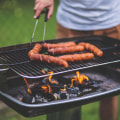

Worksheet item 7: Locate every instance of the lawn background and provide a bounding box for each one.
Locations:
[0,0,120,120]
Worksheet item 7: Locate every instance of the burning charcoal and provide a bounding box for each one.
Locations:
[89,79,103,84]
[22,95,35,104]
[83,79,94,85]
[78,88,93,96]
[67,87,79,94]
[78,84,87,91]
[69,93,78,98]
[53,93,61,100]
[44,93,56,101]
[35,94,48,103]
[89,84,100,90]
[60,93,67,99]
[59,90,69,99]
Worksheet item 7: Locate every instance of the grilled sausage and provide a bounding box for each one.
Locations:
[78,42,103,57]
[30,54,69,68]
[28,43,41,57]
[48,45,84,55]
[42,41,76,49]
[58,53,94,62]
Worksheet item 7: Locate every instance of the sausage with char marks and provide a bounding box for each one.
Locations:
[48,45,84,55]
[30,54,69,68]
[58,53,94,62]
[28,43,41,57]
[78,42,103,57]
[42,41,76,49]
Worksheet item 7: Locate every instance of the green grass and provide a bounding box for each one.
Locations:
[0,0,120,120]
[0,0,58,47]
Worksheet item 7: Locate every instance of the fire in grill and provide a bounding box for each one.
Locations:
[21,71,103,104]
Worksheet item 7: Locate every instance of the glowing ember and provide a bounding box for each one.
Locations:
[60,84,67,91]
[42,70,46,74]
[70,71,89,87]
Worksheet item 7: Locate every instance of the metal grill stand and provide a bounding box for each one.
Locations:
[47,106,81,120]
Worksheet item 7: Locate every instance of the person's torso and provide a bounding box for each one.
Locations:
[57,0,120,30]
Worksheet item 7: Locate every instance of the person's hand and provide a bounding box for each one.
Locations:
[34,0,54,19]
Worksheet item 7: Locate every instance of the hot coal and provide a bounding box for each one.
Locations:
[8,72,104,104]
[22,95,35,104]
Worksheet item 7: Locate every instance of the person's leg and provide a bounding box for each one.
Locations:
[99,97,118,120]
[56,22,93,38]
[93,25,120,120]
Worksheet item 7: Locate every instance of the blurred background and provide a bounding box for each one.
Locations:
[0,0,120,120]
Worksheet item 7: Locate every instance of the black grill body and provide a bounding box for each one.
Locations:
[0,35,120,117]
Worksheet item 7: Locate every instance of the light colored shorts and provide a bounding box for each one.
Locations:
[56,23,120,40]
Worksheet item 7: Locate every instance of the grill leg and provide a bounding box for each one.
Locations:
[47,106,81,120]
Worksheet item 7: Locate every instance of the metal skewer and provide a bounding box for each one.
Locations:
[30,9,48,46]
[43,9,48,43]
[31,19,39,44]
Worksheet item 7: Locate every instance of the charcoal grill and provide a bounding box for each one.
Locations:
[0,35,120,117]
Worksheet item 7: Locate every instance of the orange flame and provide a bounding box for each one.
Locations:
[41,84,52,94]
[23,77,32,94]
[47,71,58,84]
[70,71,89,87]
[42,70,46,74]
[41,70,58,84]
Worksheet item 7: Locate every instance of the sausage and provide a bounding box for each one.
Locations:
[78,42,103,57]
[48,45,84,55]
[30,54,69,68]
[42,41,76,49]
[57,53,94,62]
[28,43,41,57]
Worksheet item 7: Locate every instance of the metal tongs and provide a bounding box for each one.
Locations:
[31,9,48,44]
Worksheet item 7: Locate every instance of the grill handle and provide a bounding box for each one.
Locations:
[0,64,9,72]
[0,57,9,71]
[0,68,9,72]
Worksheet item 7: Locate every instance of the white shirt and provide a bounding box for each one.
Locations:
[56,0,120,30]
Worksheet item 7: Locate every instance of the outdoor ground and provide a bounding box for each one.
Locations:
[0,0,120,120]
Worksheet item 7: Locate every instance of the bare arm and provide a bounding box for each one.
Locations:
[34,0,54,19]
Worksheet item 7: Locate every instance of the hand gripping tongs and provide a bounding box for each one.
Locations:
[31,9,48,44]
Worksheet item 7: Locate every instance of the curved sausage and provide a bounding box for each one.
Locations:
[42,41,76,49]
[28,43,41,57]
[30,54,69,68]
[48,45,84,55]
[58,53,94,62]
[78,42,103,57]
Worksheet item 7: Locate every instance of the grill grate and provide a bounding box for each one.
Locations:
[0,36,120,78]
[7,51,120,78]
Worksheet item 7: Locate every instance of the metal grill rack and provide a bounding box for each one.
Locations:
[0,35,120,78]
[8,52,120,78]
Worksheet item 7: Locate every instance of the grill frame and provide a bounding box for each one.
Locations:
[0,35,120,78]
[0,35,120,117]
